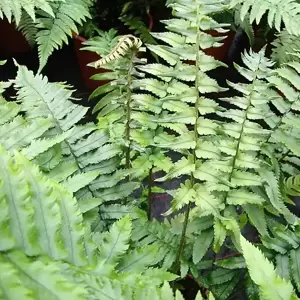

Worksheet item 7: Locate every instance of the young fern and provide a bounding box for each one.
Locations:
[92,35,143,68]
[89,33,173,220]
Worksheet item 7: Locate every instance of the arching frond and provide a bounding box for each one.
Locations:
[231,0,300,36]
[36,0,91,71]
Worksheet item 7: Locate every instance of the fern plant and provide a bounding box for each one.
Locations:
[87,33,174,221]
[88,0,300,296]
[5,0,300,298]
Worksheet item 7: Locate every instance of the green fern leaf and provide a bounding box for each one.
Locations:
[227,190,265,205]
[193,229,213,264]
[17,11,37,47]
[154,132,196,149]
[211,275,240,300]
[132,78,168,97]
[165,180,196,215]
[94,216,132,266]
[290,248,300,293]
[2,117,52,151]
[36,0,91,71]
[47,161,77,182]
[208,268,237,285]
[214,256,246,269]
[18,152,93,265]
[0,100,20,125]
[241,235,298,300]
[0,253,32,299]
[244,204,268,236]
[2,250,87,299]
[160,282,175,299]
[231,0,300,36]
[21,130,72,160]
[146,44,179,65]
[0,0,61,24]
[214,219,227,252]
[246,275,261,300]
[156,155,195,182]
[194,184,223,217]
[276,254,290,281]
[231,171,262,187]
[0,146,39,255]
[93,182,139,201]
[260,169,296,223]
[117,245,158,273]
[0,194,15,251]
[64,171,100,193]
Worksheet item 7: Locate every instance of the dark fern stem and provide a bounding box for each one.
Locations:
[147,167,153,220]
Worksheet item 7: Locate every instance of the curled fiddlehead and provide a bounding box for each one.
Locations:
[94,35,143,68]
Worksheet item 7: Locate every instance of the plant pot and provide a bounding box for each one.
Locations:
[203,30,235,62]
[0,18,30,57]
[73,34,110,91]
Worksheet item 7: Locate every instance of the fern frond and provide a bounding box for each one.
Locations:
[0,98,66,160]
[271,30,300,65]
[290,248,300,293]
[231,0,300,36]
[1,250,87,300]
[0,146,178,298]
[121,16,157,46]
[0,146,96,264]
[17,11,37,47]
[285,173,300,196]
[93,215,131,267]
[131,218,184,270]
[0,0,61,24]
[13,65,130,210]
[241,235,298,300]
[36,0,91,71]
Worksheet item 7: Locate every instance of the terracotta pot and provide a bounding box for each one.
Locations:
[0,18,30,57]
[73,34,110,91]
[204,30,235,62]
